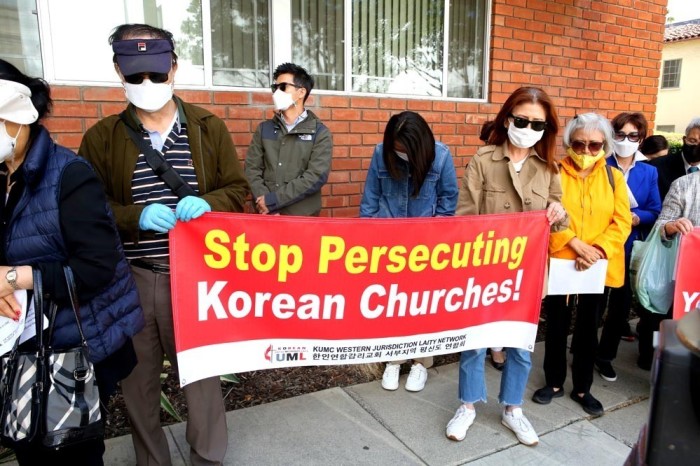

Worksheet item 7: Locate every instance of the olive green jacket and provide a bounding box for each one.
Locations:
[78,97,250,243]
[245,110,332,215]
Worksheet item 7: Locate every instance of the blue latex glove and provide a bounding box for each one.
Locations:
[139,204,177,233]
[175,196,211,222]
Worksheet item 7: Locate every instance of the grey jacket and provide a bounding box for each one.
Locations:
[245,110,332,215]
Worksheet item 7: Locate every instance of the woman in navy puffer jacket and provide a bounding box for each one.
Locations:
[0,59,143,465]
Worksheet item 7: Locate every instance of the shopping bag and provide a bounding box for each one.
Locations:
[631,224,680,314]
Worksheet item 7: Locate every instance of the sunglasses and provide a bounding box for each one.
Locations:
[509,114,547,132]
[614,131,641,143]
[124,72,170,85]
[570,140,604,153]
[270,82,300,92]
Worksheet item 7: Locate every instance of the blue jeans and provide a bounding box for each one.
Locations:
[458,347,532,406]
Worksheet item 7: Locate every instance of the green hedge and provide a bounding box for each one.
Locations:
[654,130,684,154]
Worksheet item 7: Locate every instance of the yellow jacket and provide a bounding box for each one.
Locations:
[549,157,632,288]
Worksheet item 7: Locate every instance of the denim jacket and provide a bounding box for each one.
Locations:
[360,142,458,217]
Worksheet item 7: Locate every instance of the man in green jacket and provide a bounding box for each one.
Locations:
[245,63,333,216]
[79,23,249,466]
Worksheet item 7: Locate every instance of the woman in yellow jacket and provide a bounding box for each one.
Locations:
[532,113,632,416]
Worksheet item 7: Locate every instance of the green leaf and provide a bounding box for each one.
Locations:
[160,390,183,422]
[220,373,239,384]
[0,447,16,463]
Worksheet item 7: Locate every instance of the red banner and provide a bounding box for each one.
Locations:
[673,228,700,319]
[170,212,550,385]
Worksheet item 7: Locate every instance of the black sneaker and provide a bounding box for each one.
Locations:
[532,386,564,405]
[595,360,618,382]
[570,392,604,416]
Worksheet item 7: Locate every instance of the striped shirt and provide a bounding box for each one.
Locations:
[124,118,198,259]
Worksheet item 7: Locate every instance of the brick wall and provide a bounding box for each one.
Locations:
[43,0,667,218]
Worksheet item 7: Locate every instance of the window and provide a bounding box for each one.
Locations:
[39,0,204,85]
[656,125,675,133]
[34,0,490,100]
[0,0,42,76]
[661,59,681,89]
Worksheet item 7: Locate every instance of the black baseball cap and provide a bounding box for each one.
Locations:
[112,39,173,75]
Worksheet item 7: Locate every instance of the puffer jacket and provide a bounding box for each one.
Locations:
[6,127,144,363]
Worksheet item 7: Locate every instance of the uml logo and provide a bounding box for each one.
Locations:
[264,344,307,363]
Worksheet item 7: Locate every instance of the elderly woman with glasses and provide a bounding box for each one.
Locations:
[532,113,632,416]
[595,113,661,382]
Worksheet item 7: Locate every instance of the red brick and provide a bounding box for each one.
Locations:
[332,108,362,120]
[44,118,83,133]
[320,95,351,108]
[54,133,84,151]
[83,87,124,102]
[332,159,363,171]
[228,107,266,120]
[433,101,456,112]
[52,102,99,118]
[379,99,407,110]
[334,134,363,146]
[351,97,379,109]
[213,92,249,105]
[51,86,81,101]
[361,110,392,122]
[406,100,432,111]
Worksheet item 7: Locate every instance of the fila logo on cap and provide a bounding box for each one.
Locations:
[137,42,147,52]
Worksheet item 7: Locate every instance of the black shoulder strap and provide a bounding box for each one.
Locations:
[605,164,615,191]
[119,111,196,200]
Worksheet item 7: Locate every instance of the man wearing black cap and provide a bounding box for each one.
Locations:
[79,23,249,465]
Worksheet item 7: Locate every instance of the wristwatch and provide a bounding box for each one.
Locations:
[6,267,18,290]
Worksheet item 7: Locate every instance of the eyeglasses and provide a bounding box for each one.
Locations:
[614,131,641,143]
[570,140,605,153]
[270,82,300,92]
[124,72,170,85]
[509,114,547,132]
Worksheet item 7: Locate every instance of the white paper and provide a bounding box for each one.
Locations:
[19,294,48,345]
[547,258,608,295]
[0,290,28,356]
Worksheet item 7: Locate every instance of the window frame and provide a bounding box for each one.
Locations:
[36,0,491,102]
[660,58,682,89]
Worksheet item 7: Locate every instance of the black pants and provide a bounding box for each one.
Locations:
[599,256,632,361]
[543,290,609,394]
[637,306,671,367]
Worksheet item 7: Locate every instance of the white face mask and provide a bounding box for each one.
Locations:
[124,80,174,112]
[0,121,21,163]
[395,150,409,162]
[507,122,544,149]
[272,89,296,111]
[613,139,639,158]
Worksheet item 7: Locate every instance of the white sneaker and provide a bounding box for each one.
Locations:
[381,363,400,390]
[446,405,476,441]
[501,407,539,446]
[405,363,428,392]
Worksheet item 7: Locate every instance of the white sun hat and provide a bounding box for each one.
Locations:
[0,79,39,125]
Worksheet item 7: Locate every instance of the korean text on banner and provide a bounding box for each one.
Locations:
[170,211,550,386]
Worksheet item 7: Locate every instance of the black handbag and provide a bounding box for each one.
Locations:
[0,266,104,450]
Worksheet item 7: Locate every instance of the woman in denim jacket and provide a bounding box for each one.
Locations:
[360,111,458,392]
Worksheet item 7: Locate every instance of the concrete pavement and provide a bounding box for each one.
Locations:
[87,327,651,466]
